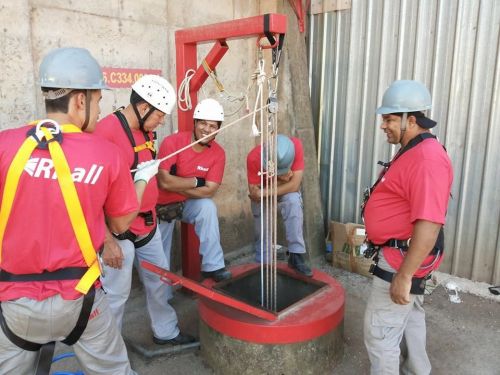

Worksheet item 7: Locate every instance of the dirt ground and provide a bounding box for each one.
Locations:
[52,255,500,374]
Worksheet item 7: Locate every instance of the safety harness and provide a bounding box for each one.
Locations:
[113,111,156,248]
[114,110,156,173]
[0,120,101,374]
[361,133,445,294]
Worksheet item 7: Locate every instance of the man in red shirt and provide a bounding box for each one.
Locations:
[247,134,313,276]
[94,75,194,346]
[0,47,152,374]
[157,98,231,282]
[362,80,453,375]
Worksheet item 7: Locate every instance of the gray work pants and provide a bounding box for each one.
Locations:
[0,288,136,375]
[101,227,179,340]
[251,191,306,263]
[364,254,431,375]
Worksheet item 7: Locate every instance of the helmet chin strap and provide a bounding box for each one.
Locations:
[132,103,156,132]
[399,112,408,144]
[81,90,91,132]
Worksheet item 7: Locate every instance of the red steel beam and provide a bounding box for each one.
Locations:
[189,40,229,94]
[175,14,287,45]
[174,14,287,281]
[175,13,287,132]
[141,260,277,321]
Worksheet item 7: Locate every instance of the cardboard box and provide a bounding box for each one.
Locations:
[329,221,373,278]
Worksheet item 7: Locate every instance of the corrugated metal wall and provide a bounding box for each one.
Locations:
[307,0,500,284]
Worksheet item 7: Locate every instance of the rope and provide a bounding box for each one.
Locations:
[177,69,196,112]
[130,104,270,173]
[202,59,252,118]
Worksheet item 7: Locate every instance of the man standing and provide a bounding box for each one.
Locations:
[247,134,313,277]
[0,47,144,374]
[362,80,453,374]
[157,98,231,282]
[94,75,194,345]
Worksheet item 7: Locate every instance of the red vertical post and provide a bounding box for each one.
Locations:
[174,37,201,280]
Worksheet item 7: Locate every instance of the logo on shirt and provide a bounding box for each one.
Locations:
[197,166,209,172]
[24,157,104,184]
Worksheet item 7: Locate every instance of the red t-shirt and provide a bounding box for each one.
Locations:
[364,138,453,277]
[0,125,138,301]
[246,137,305,185]
[157,131,225,205]
[94,113,158,234]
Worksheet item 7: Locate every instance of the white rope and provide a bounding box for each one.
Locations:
[131,104,270,173]
[252,57,266,137]
[177,69,196,112]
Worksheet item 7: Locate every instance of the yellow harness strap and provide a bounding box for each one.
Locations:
[0,122,100,294]
[134,141,155,153]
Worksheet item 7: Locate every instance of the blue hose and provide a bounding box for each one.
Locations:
[52,352,84,375]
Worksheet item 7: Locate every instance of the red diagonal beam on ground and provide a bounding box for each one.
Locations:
[141,261,277,321]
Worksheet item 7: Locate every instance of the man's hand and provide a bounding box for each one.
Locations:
[134,159,160,184]
[390,272,411,304]
[102,235,124,269]
[248,184,263,202]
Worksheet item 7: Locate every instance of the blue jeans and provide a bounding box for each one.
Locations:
[158,198,225,272]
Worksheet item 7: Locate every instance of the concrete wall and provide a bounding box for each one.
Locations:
[0,0,324,258]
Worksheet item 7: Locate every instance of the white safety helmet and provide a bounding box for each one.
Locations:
[376,80,432,115]
[132,74,176,115]
[39,47,108,99]
[193,98,225,122]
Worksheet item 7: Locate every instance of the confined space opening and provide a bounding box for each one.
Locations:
[214,267,327,313]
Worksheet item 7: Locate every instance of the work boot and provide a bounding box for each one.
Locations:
[201,267,232,282]
[288,253,313,277]
[276,245,288,261]
[153,332,197,345]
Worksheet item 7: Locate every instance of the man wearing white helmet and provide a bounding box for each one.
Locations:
[246,134,313,277]
[94,75,195,346]
[362,80,453,374]
[0,47,147,374]
[156,98,231,282]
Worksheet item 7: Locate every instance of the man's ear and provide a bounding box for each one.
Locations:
[72,91,87,111]
[407,115,418,128]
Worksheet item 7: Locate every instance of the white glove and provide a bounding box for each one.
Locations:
[134,159,160,184]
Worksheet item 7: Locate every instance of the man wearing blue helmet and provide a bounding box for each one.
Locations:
[247,134,313,277]
[362,80,453,374]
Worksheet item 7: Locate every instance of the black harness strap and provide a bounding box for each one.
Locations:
[372,266,429,295]
[0,286,96,375]
[263,13,285,69]
[370,226,444,256]
[61,286,96,345]
[35,342,55,375]
[134,224,157,249]
[365,133,437,209]
[112,224,157,249]
[114,111,156,172]
[0,267,87,282]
